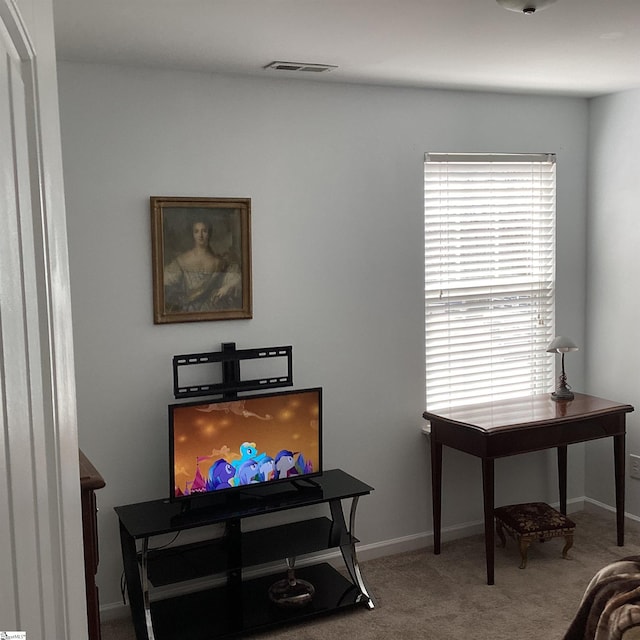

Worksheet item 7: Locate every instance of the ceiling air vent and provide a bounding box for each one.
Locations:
[264,61,337,73]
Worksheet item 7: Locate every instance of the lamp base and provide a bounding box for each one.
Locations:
[268,576,315,608]
[551,388,574,402]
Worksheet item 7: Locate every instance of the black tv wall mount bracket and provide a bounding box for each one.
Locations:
[172,342,293,400]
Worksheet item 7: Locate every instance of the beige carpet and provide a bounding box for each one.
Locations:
[101,508,640,640]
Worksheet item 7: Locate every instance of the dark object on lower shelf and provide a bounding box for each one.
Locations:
[268,561,315,608]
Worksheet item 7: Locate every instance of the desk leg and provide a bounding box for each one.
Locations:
[614,433,626,546]
[482,458,495,586]
[431,438,443,555]
[557,445,567,515]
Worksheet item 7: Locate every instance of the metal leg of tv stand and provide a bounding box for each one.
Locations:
[140,537,156,640]
[119,523,153,640]
[329,497,375,610]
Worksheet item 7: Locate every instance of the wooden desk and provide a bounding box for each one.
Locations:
[423,393,634,585]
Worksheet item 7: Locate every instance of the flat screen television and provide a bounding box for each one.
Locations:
[169,387,322,503]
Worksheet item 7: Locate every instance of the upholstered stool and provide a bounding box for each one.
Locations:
[494,502,575,569]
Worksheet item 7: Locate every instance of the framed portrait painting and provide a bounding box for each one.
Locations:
[151,196,252,324]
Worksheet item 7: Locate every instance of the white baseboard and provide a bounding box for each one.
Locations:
[583,496,640,523]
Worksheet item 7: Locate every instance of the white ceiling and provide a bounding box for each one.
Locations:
[52,0,640,98]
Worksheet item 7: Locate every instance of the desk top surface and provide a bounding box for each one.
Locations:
[423,393,634,434]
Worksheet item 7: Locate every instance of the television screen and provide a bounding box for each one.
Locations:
[170,387,322,501]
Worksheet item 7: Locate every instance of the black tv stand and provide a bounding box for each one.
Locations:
[115,469,374,640]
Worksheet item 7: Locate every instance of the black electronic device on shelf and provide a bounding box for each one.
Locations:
[169,387,323,505]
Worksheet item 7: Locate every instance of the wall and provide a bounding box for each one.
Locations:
[586,89,640,512]
[57,62,589,609]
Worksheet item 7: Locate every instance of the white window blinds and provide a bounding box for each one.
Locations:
[424,153,556,411]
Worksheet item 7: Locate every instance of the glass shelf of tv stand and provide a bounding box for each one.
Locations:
[115,469,373,538]
[145,516,355,587]
[149,563,364,640]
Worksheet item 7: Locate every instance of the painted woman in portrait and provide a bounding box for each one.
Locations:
[163,219,242,313]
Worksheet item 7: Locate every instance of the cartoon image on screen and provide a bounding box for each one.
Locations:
[170,388,322,499]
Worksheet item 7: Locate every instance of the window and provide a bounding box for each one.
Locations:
[424,153,556,410]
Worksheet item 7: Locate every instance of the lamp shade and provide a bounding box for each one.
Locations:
[546,336,579,353]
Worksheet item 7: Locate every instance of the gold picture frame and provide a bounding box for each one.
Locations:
[151,196,252,324]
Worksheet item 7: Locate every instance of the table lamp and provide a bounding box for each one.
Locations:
[547,336,579,401]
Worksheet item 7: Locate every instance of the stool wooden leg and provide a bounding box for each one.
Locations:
[495,520,506,548]
[562,534,574,559]
[518,537,531,569]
